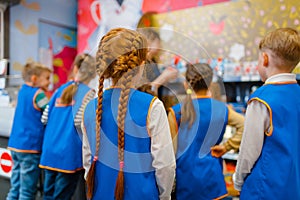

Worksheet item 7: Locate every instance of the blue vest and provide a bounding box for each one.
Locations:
[8,84,45,153]
[171,97,228,200]
[39,81,92,172]
[241,83,300,199]
[83,88,159,200]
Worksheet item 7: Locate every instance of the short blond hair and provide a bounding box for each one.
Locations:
[22,62,51,82]
[259,28,300,70]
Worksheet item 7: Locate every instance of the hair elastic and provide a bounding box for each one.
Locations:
[119,161,124,169]
[93,156,98,162]
[186,89,193,95]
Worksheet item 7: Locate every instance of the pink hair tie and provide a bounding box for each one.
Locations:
[93,156,98,162]
[119,161,124,169]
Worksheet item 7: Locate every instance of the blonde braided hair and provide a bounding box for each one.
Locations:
[86,28,148,200]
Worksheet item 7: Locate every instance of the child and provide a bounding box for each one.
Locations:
[82,28,176,200]
[137,28,178,107]
[233,28,300,199]
[39,54,96,199]
[7,62,51,200]
[168,63,244,200]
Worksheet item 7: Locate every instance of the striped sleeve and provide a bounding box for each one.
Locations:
[41,105,49,124]
[74,89,96,128]
[35,91,49,110]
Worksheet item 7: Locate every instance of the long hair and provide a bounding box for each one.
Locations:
[181,63,213,128]
[86,28,148,200]
[60,54,96,104]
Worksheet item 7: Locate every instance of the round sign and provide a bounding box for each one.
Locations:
[0,152,13,173]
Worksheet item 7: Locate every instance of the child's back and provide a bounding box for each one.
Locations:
[39,54,96,200]
[234,27,300,199]
[7,62,51,200]
[171,97,228,200]
[169,63,236,200]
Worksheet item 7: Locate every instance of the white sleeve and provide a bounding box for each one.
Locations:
[233,100,269,191]
[149,98,176,200]
[81,120,92,180]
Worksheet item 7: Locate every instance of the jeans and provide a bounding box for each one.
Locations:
[6,151,41,200]
[43,169,81,200]
[72,171,87,200]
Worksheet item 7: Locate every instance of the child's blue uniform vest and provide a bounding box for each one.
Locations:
[8,84,44,153]
[83,88,160,200]
[40,81,92,172]
[171,97,228,200]
[241,82,300,199]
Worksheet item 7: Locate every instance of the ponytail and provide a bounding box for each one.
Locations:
[60,83,78,104]
[181,88,196,128]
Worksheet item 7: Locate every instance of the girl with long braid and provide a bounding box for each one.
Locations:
[168,63,244,200]
[39,54,96,199]
[82,28,176,200]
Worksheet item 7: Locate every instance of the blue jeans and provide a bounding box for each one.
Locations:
[43,169,81,200]
[6,151,41,200]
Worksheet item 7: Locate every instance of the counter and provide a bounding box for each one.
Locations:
[0,106,14,137]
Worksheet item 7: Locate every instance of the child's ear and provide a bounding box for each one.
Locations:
[262,52,269,67]
[31,75,37,84]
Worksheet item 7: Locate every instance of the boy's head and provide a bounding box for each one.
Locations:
[22,62,52,91]
[258,28,300,81]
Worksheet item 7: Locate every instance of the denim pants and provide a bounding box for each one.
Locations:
[6,151,41,200]
[43,169,81,200]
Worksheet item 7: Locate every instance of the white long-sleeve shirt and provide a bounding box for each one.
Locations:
[82,98,176,200]
[233,73,297,191]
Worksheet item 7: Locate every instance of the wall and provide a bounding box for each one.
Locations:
[9,0,77,87]
[77,0,229,54]
[153,0,300,81]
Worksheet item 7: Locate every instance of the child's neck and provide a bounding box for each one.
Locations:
[25,81,34,87]
[194,89,210,97]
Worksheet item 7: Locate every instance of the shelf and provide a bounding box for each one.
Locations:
[223,74,300,82]
[223,75,261,82]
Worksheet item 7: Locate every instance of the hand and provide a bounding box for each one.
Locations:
[210,145,227,157]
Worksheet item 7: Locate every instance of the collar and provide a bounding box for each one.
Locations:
[265,73,296,84]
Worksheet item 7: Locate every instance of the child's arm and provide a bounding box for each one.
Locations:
[167,108,178,154]
[34,89,49,124]
[41,105,49,124]
[211,107,244,157]
[74,89,95,131]
[233,100,269,191]
[81,119,92,180]
[35,89,49,110]
[149,99,176,200]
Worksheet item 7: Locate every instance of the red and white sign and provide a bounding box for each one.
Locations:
[0,148,12,178]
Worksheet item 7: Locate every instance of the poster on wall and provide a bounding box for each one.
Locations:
[77,0,229,54]
[78,0,143,55]
[38,20,77,93]
[9,0,77,87]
